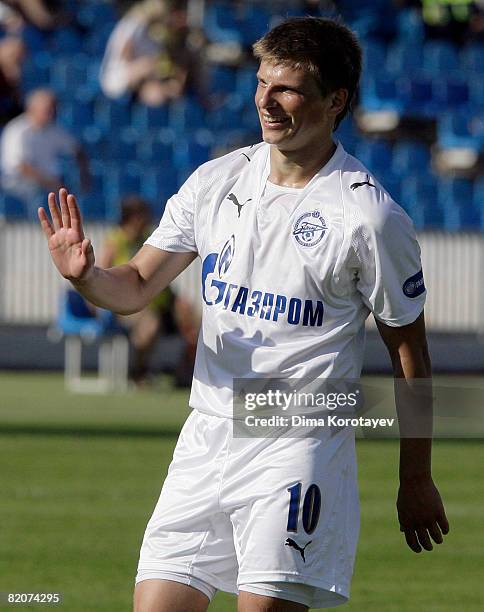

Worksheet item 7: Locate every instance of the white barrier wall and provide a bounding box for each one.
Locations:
[0,223,482,332]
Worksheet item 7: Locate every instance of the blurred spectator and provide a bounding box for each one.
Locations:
[0,0,65,32]
[0,36,25,125]
[397,0,484,45]
[100,0,204,106]
[0,88,89,217]
[98,195,199,386]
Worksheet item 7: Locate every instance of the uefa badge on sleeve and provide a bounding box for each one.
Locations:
[292,210,327,247]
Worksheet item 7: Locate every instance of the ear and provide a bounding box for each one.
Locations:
[328,88,348,117]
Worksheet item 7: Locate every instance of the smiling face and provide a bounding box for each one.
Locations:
[255,60,340,155]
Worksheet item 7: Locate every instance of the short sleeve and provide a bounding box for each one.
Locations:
[355,202,426,327]
[145,168,198,253]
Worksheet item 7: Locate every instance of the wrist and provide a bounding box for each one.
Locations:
[399,470,432,485]
[71,265,96,286]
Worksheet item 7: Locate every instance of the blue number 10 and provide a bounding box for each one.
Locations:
[287,482,321,534]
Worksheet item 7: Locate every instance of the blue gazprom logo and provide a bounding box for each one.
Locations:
[403,269,425,298]
[201,236,324,327]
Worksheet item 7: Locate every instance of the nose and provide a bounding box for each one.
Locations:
[257,86,278,110]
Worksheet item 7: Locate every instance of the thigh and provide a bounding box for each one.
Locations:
[134,579,209,612]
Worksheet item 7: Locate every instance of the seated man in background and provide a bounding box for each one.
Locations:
[99,195,199,386]
[0,88,89,218]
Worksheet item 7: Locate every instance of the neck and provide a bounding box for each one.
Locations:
[268,139,337,188]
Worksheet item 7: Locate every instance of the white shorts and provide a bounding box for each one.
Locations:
[136,409,360,609]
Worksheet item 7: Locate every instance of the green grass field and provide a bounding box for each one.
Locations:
[0,372,483,611]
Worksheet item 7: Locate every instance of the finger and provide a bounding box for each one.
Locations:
[403,529,422,553]
[427,522,443,545]
[38,207,54,239]
[438,511,450,535]
[48,192,62,231]
[416,528,433,551]
[81,238,92,256]
[67,193,84,239]
[59,188,71,228]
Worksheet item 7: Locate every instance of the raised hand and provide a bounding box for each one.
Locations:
[38,188,95,281]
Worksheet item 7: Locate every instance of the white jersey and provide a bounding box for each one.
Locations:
[146,141,426,418]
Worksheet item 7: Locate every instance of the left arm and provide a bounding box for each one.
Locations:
[376,312,449,553]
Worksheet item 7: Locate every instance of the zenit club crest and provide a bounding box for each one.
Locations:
[292,210,327,247]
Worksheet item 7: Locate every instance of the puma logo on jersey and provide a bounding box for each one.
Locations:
[285,538,312,562]
[227,193,252,217]
[350,174,376,191]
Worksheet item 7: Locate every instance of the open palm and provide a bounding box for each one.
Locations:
[38,188,94,281]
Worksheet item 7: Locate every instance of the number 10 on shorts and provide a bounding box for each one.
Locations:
[287,483,322,534]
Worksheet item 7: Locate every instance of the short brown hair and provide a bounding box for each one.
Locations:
[253,17,362,130]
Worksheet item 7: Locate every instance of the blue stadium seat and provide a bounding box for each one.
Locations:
[168,96,206,132]
[207,65,237,96]
[359,74,403,113]
[173,131,213,171]
[437,111,478,150]
[473,178,484,229]
[105,126,141,161]
[339,0,397,40]
[21,25,48,53]
[132,103,169,131]
[58,98,95,130]
[94,95,131,130]
[241,99,260,133]
[77,2,116,28]
[361,40,387,77]
[137,128,175,163]
[141,165,180,214]
[468,79,484,115]
[392,141,431,175]
[102,162,143,221]
[50,54,89,92]
[438,178,478,230]
[0,193,27,220]
[206,94,244,131]
[378,171,401,204]
[386,41,423,75]
[80,159,106,218]
[400,175,441,230]
[335,117,358,155]
[239,4,272,46]
[354,140,393,174]
[21,57,50,93]
[49,28,84,54]
[235,66,257,103]
[204,2,243,45]
[396,8,425,45]
[84,22,115,56]
[433,78,469,109]
[461,43,484,75]
[398,76,435,117]
[81,126,107,159]
[423,40,460,74]
[57,289,120,337]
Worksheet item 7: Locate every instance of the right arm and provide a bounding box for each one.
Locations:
[39,188,197,315]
